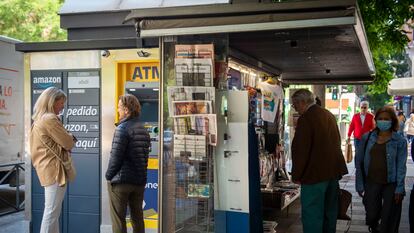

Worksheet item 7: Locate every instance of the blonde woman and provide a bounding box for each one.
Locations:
[30,87,76,233]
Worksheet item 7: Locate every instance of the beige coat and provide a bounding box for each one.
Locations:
[30,113,75,186]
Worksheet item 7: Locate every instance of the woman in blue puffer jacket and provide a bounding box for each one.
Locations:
[355,106,407,233]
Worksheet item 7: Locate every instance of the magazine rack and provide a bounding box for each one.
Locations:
[166,43,218,232]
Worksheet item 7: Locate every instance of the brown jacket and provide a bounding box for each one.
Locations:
[292,105,348,184]
[30,113,75,186]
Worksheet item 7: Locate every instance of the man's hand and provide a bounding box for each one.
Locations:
[395,193,404,204]
[357,191,364,198]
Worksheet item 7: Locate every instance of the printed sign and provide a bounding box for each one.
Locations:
[68,75,100,89]
[124,62,159,82]
[66,72,100,154]
[143,167,159,229]
[31,71,63,89]
[31,71,63,104]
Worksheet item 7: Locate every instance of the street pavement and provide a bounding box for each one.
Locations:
[272,143,414,233]
[0,184,26,233]
[1,146,413,233]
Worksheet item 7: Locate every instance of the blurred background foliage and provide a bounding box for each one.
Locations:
[358,0,414,94]
[0,0,66,42]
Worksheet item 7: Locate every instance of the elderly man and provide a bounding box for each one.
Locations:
[348,101,375,150]
[291,89,348,233]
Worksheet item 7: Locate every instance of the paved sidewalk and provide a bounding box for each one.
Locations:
[0,211,25,233]
[272,158,414,233]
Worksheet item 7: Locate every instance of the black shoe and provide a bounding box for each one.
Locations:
[368,226,379,233]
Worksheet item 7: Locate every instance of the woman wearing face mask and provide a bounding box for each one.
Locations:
[355,107,407,233]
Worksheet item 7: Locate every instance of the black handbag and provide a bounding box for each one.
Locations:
[338,189,352,220]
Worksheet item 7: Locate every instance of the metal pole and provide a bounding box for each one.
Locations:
[16,164,20,209]
[338,85,342,122]
[158,36,164,233]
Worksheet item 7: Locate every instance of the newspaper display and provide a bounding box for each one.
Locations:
[170,44,217,223]
[173,114,217,146]
[175,44,214,59]
[167,86,215,116]
[173,100,213,116]
[175,58,213,87]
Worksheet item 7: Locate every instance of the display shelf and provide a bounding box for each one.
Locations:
[261,184,300,211]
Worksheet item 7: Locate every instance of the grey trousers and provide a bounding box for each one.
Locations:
[108,182,145,233]
[363,181,402,233]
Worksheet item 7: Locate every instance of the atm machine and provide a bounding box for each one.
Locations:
[125,81,159,232]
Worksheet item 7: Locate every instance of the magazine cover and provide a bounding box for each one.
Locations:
[167,86,215,117]
[173,114,217,146]
[187,183,210,198]
[175,58,213,87]
[172,100,212,116]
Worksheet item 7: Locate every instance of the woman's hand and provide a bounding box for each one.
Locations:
[395,193,404,204]
[357,191,364,198]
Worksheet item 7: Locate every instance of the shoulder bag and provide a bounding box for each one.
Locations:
[345,140,353,163]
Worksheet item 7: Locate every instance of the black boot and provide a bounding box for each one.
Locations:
[368,225,379,233]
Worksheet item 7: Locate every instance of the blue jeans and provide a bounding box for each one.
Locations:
[410,184,414,233]
[354,139,361,152]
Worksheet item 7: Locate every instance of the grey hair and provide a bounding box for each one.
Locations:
[291,89,315,105]
[360,101,369,107]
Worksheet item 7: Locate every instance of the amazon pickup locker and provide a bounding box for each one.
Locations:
[25,48,160,233]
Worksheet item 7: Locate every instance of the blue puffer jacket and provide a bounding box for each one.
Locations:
[355,130,407,194]
[105,116,151,185]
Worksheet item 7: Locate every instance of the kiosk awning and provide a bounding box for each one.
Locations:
[125,1,356,37]
[125,0,375,84]
[388,77,414,96]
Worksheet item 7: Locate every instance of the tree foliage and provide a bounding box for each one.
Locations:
[0,0,66,42]
[358,0,414,94]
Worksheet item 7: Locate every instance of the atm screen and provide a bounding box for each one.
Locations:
[139,101,158,122]
[126,88,159,123]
